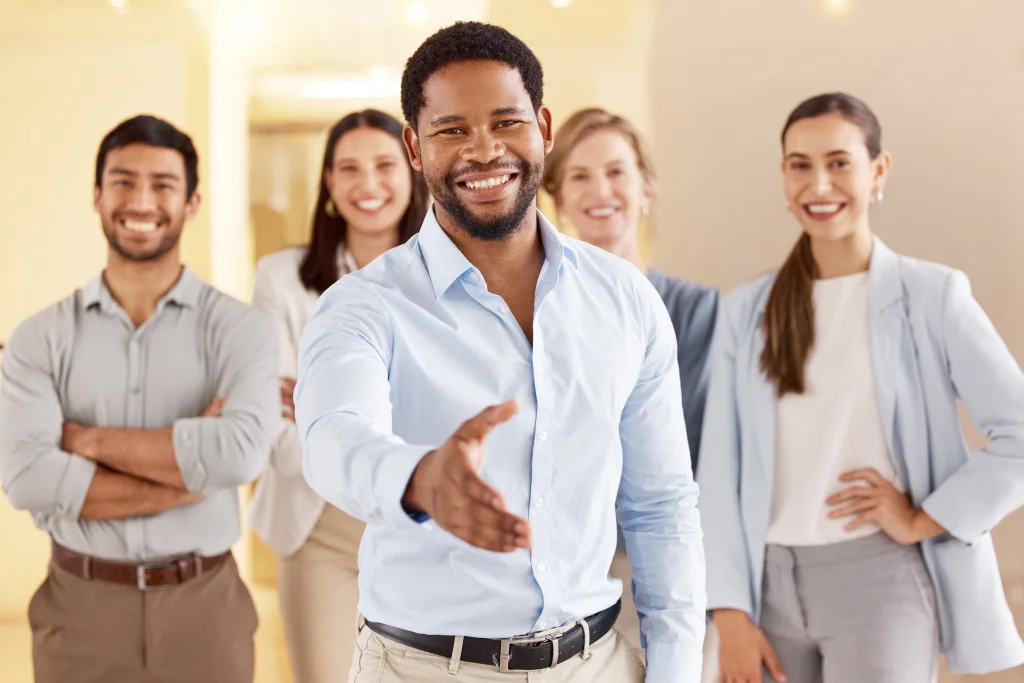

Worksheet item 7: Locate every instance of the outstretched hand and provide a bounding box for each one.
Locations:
[403,400,532,552]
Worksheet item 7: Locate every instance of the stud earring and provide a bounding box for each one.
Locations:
[325,199,338,217]
[872,189,884,204]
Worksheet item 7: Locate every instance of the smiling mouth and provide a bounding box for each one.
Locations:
[585,207,620,219]
[121,219,160,234]
[803,202,846,220]
[458,173,517,191]
[354,199,388,213]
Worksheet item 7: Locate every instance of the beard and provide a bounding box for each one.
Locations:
[427,156,544,242]
[102,210,183,263]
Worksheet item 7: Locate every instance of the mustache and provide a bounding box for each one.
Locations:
[445,160,524,185]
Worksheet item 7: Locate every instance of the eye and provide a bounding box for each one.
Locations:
[569,173,587,181]
[789,161,811,171]
[609,168,624,177]
[155,183,173,191]
[337,164,358,173]
[830,159,850,169]
[496,120,522,129]
[437,128,464,136]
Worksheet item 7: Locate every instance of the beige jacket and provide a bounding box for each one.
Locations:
[247,245,355,556]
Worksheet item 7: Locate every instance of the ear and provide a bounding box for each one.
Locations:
[403,124,423,173]
[538,105,554,154]
[873,149,893,193]
[93,185,101,213]
[185,190,201,221]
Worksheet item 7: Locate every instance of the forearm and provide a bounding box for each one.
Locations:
[78,426,186,490]
[79,465,200,520]
[622,486,707,682]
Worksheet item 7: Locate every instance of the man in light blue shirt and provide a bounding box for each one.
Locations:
[296,21,706,683]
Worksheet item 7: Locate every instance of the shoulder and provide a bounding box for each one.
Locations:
[721,271,776,324]
[896,254,964,303]
[567,237,659,302]
[196,282,276,341]
[254,246,307,285]
[3,290,81,367]
[647,269,720,316]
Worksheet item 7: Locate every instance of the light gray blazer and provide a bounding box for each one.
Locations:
[697,238,1024,674]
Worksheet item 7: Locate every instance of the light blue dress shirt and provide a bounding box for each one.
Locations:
[296,208,706,682]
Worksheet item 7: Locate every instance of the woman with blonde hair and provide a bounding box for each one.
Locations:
[247,108,429,683]
[542,107,719,652]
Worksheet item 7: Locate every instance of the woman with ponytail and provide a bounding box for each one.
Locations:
[697,93,1024,683]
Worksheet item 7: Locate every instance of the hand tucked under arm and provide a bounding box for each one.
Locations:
[79,465,203,520]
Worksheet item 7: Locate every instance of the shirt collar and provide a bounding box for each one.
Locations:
[83,266,202,313]
[417,206,579,300]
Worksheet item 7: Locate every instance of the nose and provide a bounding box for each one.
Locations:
[126,184,158,213]
[812,168,833,195]
[460,130,506,166]
[358,166,383,193]
[594,174,614,200]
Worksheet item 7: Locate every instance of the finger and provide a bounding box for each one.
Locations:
[761,638,787,682]
[279,376,296,389]
[202,396,227,417]
[827,498,879,519]
[450,502,530,552]
[460,470,507,511]
[458,399,520,442]
[843,510,876,532]
[825,486,878,505]
[839,467,884,486]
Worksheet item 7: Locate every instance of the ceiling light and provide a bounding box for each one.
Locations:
[109,0,128,12]
[550,0,572,7]
[826,0,848,12]
[406,2,427,23]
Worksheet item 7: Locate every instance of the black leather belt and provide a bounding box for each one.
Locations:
[365,600,621,672]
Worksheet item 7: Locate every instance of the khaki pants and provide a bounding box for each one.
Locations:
[29,554,257,683]
[279,503,366,683]
[348,621,646,682]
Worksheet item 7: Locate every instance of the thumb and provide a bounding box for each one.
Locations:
[459,399,519,443]
[761,634,787,682]
[202,395,227,417]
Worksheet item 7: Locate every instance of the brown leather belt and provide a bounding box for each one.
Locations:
[51,542,231,591]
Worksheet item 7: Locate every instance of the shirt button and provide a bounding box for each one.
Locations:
[131,386,141,395]
[535,498,545,508]
[537,563,547,574]
[500,304,510,314]
[469,272,479,282]
[538,430,548,442]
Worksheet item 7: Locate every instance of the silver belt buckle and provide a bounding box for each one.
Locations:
[136,560,178,591]
[496,624,572,673]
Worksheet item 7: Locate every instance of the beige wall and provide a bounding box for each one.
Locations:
[650,1,1024,679]
[0,4,210,616]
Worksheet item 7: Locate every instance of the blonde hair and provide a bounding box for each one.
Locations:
[541,107,657,205]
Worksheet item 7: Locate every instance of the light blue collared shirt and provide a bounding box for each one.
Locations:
[296,209,706,682]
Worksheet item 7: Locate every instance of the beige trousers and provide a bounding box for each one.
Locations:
[279,504,366,683]
[609,550,719,683]
[30,554,257,683]
[347,621,646,682]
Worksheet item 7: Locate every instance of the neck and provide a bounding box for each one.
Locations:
[810,226,874,279]
[103,250,183,326]
[435,204,546,290]
[347,226,400,270]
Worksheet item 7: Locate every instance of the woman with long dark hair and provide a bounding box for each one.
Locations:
[247,109,429,683]
[698,93,1024,682]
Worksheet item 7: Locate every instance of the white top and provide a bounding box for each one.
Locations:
[766,271,902,547]
[246,245,356,556]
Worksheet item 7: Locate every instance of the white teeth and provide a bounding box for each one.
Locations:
[586,207,617,218]
[124,220,157,232]
[807,203,841,214]
[356,199,385,211]
[464,175,511,190]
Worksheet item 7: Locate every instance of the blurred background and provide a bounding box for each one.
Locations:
[0,0,1021,681]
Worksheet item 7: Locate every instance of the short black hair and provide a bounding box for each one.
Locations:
[95,115,199,197]
[400,21,544,129]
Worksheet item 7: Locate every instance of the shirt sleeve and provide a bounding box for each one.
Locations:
[617,280,707,683]
[678,286,720,471]
[171,303,280,493]
[295,278,434,530]
[920,270,1024,542]
[0,316,97,518]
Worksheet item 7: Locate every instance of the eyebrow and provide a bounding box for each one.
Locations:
[336,153,400,164]
[567,159,627,172]
[107,167,181,182]
[785,150,851,160]
[428,106,531,129]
